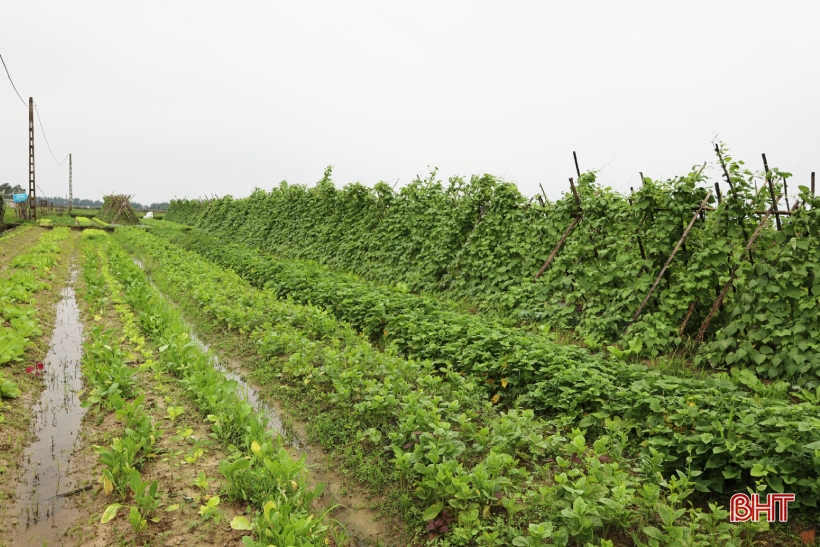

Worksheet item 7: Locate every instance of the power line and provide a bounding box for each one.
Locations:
[1,53,67,169]
[34,103,63,166]
[0,52,27,107]
[36,156,69,172]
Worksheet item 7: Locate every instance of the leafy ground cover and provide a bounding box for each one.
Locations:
[113,226,814,546]
[165,147,820,381]
[142,221,820,503]
[38,213,77,227]
[0,227,78,542]
[0,228,72,422]
[82,232,333,547]
[68,209,100,218]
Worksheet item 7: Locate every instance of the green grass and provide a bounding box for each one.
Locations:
[3,206,23,227]
[38,213,77,227]
[69,209,99,218]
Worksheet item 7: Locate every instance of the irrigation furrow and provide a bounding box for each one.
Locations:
[7,267,85,545]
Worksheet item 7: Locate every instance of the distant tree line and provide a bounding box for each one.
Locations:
[0,184,169,210]
[0,183,25,196]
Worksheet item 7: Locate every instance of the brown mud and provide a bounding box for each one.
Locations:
[129,256,412,545]
[220,356,407,546]
[0,229,82,546]
[6,269,87,546]
[62,246,252,546]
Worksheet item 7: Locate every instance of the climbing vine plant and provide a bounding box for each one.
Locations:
[167,145,820,382]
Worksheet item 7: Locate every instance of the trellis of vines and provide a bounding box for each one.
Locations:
[167,146,820,383]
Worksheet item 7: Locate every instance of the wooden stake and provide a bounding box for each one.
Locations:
[812,172,816,197]
[716,144,751,249]
[569,178,581,210]
[533,215,582,280]
[714,182,722,204]
[783,176,791,211]
[573,151,581,179]
[539,183,548,203]
[762,153,782,230]
[695,208,774,342]
[715,144,735,192]
[629,187,647,262]
[679,300,697,336]
[626,191,713,328]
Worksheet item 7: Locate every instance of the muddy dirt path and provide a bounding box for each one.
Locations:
[6,268,86,545]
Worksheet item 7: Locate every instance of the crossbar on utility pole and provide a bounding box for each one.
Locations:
[28,97,36,220]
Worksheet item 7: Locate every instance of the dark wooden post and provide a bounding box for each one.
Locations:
[533,215,582,280]
[569,178,582,211]
[762,153,781,230]
[626,191,713,329]
[695,208,774,342]
[629,187,647,261]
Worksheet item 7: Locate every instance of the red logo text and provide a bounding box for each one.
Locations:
[730,493,795,522]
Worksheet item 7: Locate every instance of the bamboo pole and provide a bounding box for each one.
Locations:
[569,178,582,210]
[629,187,647,261]
[783,176,791,211]
[679,300,697,337]
[695,209,774,342]
[626,191,713,329]
[533,215,583,280]
[762,153,782,230]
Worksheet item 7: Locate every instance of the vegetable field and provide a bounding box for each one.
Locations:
[168,148,820,382]
[2,149,819,547]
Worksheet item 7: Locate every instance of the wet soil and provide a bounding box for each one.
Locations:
[191,332,298,447]
[62,249,253,546]
[0,229,81,546]
[134,263,415,546]
[6,271,86,546]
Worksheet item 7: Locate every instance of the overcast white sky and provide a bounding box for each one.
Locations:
[1,1,818,204]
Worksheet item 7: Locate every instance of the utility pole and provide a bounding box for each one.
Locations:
[68,153,72,212]
[28,97,36,220]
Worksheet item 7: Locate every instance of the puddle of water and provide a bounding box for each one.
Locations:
[189,331,300,448]
[131,258,297,447]
[8,270,86,546]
